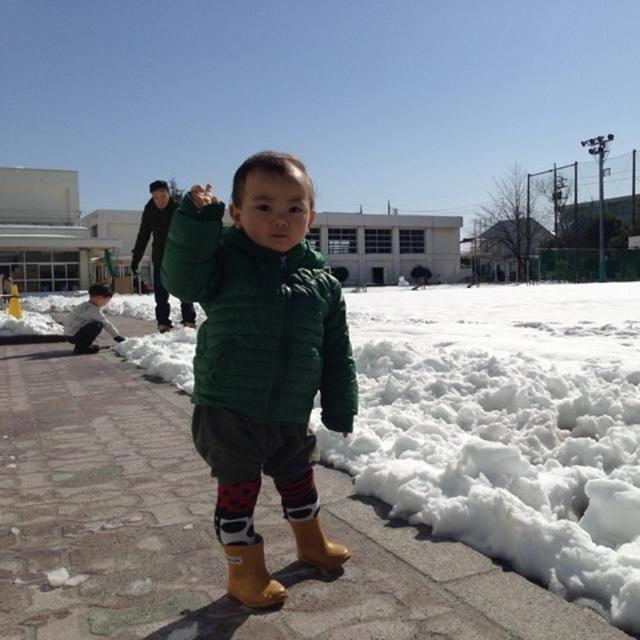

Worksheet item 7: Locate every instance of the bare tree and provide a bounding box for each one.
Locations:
[477,165,528,280]
[168,176,184,203]
[475,165,554,281]
[534,173,571,244]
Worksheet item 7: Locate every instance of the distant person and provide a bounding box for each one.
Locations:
[64,284,126,354]
[131,180,196,333]
[0,272,10,309]
[162,151,358,609]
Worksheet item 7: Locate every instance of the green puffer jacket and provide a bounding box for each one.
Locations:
[161,194,358,433]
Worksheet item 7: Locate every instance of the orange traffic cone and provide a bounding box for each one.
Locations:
[8,284,23,320]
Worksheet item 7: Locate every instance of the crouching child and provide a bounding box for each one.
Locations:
[64,283,126,354]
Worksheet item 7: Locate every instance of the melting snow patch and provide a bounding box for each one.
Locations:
[45,567,88,587]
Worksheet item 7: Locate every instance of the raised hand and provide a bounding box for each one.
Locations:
[190,183,218,208]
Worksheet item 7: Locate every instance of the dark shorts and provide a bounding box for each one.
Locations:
[191,405,319,485]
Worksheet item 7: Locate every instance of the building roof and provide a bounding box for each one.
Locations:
[480,218,553,241]
[0,223,121,250]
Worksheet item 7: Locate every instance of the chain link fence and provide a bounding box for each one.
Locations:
[528,149,639,282]
[539,248,640,282]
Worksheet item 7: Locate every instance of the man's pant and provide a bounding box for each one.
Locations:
[153,264,196,326]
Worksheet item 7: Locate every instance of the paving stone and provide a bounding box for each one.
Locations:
[0,626,34,640]
[446,569,630,640]
[0,580,33,613]
[87,591,210,636]
[35,608,87,640]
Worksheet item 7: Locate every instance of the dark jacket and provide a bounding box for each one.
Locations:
[161,194,358,433]
[131,198,178,269]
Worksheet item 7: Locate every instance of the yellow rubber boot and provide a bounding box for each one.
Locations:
[289,517,351,571]
[224,539,287,608]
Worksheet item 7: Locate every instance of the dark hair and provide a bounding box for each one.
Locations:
[149,180,170,193]
[88,283,113,298]
[231,151,315,209]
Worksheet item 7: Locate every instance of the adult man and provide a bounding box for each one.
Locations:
[131,180,196,332]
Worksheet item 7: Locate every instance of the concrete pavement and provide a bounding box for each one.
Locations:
[0,314,634,639]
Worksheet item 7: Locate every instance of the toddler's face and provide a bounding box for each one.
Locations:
[91,295,110,308]
[230,169,315,254]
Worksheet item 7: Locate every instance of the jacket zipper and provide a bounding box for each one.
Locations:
[266,256,293,420]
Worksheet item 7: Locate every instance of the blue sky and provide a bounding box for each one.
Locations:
[1,0,639,231]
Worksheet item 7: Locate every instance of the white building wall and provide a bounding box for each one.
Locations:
[83,210,149,262]
[0,169,120,291]
[84,208,464,286]
[83,209,167,285]
[107,223,140,256]
[0,167,80,225]
[314,211,463,285]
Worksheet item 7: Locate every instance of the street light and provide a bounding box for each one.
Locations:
[580,133,614,282]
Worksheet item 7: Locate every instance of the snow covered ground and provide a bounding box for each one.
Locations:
[10,282,640,634]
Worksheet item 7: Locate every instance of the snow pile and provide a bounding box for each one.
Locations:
[115,328,197,394]
[46,566,89,587]
[21,292,84,313]
[314,338,640,630]
[0,309,64,336]
[23,291,201,327]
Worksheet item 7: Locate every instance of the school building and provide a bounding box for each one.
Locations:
[306,212,462,285]
[0,166,464,292]
[85,208,463,287]
[0,167,121,293]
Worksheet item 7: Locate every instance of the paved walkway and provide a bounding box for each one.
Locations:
[0,315,634,639]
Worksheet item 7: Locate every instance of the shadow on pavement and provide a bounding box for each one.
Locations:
[349,493,445,541]
[0,345,113,361]
[0,334,67,345]
[0,348,76,361]
[143,562,342,640]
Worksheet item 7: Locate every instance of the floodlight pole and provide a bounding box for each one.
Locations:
[580,134,614,282]
[597,149,605,281]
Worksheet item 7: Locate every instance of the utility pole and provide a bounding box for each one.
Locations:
[580,133,614,282]
[633,150,637,227]
[472,219,478,287]
[553,163,558,238]
[553,172,567,243]
[526,173,531,283]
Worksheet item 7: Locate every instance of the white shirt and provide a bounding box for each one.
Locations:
[64,301,119,338]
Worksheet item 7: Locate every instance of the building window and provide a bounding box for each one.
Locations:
[399,229,425,254]
[53,251,79,262]
[0,251,22,263]
[306,227,320,251]
[328,228,357,254]
[1,250,81,293]
[26,251,52,262]
[365,229,392,254]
